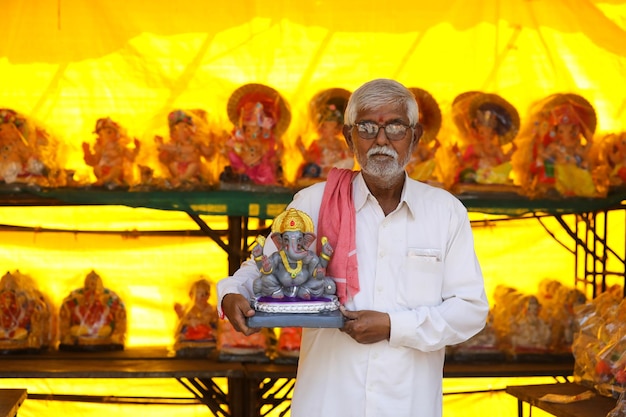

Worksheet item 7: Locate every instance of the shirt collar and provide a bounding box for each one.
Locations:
[353,171,416,218]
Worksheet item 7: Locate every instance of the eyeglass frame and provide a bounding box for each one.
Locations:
[351,120,416,141]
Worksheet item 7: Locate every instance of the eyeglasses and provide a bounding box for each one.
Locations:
[353,121,413,141]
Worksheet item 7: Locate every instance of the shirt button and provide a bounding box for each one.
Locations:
[379,251,385,258]
[377,286,383,292]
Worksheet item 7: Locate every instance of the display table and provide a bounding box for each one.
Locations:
[0,347,575,417]
[0,389,27,417]
[241,358,576,417]
[0,348,244,417]
[506,383,618,417]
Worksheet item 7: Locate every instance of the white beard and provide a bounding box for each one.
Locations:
[357,145,411,185]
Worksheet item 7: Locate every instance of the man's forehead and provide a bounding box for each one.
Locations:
[356,103,405,121]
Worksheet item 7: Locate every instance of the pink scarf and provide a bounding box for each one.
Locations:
[317,168,359,304]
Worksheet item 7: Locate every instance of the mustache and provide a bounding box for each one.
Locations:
[367,146,398,159]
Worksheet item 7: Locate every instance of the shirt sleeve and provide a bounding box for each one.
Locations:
[388,200,489,352]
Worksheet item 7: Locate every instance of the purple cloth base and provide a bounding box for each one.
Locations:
[256,296,333,303]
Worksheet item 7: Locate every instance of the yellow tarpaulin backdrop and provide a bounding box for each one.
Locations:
[1,0,625,416]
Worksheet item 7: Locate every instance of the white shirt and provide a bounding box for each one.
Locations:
[217,173,488,417]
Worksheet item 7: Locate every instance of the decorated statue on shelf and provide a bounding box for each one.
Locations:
[0,271,53,354]
[516,93,600,198]
[82,117,140,189]
[276,326,302,362]
[295,88,353,186]
[155,109,216,189]
[216,317,274,362]
[449,92,520,191]
[59,270,126,351]
[173,278,218,357]
[593,132,626,191]
[0,109,56,189]
[509,295,551,356]
[405,88,443,185]
[220,83,290,188]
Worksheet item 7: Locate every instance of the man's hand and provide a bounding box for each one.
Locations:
[339,306,390,344]
[221,293,259,336]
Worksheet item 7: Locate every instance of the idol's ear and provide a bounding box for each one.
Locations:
[301,232,316,249]
[270,232,283,249]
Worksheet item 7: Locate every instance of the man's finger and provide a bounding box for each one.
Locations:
[339,305,358,320]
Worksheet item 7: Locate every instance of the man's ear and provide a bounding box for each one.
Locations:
[413,123,424,145]
[343,125,353,148]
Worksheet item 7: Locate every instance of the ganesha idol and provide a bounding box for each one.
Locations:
[515,93,601,198]
[448,92,520,193]
[83,117,140,189]
[246,208,343,328]
[0,271,54,354]
[0,109,60,189]
[295,88,354,187]
[220,83,291,189]
[59,270,127,351]
[173,278,218,357]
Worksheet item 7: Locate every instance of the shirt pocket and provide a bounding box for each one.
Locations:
[397,248,444,307]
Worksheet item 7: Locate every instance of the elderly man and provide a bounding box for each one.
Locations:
[218,78,488,417]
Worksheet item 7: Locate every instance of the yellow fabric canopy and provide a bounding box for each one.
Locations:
[1,0,625,181]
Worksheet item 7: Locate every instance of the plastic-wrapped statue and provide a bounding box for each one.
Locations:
[510,295,551,356]
[155,109,216,189]
[450,309,501,360]
[82,117,140,189]
[220,83,291,187]
[59,270,126,351]
[0,109,56,188]
[406,88,443,185]
[173,278,218,356]
[450,92,519,190]
[296,88,353,185]
[0,271,53,353]
[517,93,600,197]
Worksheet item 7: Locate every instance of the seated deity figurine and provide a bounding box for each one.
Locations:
[276,326,302,362]
[155,109,216,189]
[173,278,218,356]
[0,109,55,188]
[450,92,520,190]
[251,209,336,303]
[405,88,443,185]
[220,83,290,187]
[59,270,126,351]
[296,88,353,185]
[83,117,140,189]
[216,318,274,362]
[247,208,342,329]
[0,271,53,354]
[519,93,599,197]
[593,132,626,190]
[509,295,551,356]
